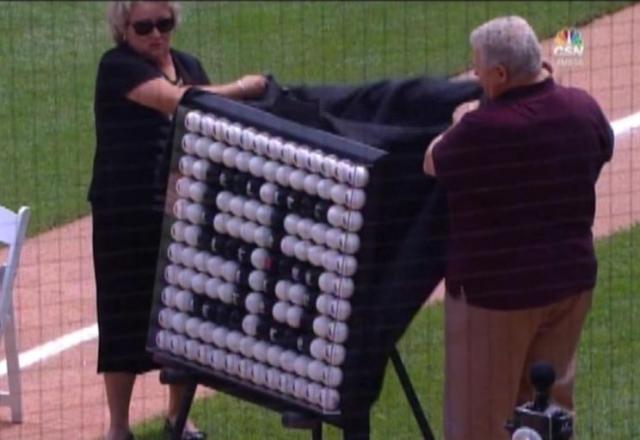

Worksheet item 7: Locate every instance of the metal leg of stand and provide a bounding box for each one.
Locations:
[390,348,435,440]
[172,380,197,440]
[282,411,323,440]
[312,424,323,440]
[342,415,370,440]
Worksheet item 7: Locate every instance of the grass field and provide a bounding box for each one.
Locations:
[0,1,632,234]
[131,223,640,439]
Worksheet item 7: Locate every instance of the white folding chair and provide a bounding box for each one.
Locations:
[0,205,30,423]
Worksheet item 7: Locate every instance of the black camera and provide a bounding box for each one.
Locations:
[505,362,573,440]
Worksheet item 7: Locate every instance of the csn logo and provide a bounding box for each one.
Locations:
[553,27,584,57]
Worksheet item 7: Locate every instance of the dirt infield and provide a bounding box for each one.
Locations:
[1,5,639,439]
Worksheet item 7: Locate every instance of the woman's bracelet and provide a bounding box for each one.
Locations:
[237,79,246,93]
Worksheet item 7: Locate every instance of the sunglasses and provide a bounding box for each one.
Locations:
[130,17,175,36]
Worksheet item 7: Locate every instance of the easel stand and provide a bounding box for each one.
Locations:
[159,348,435,440]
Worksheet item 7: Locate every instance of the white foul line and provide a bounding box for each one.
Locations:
[0,324,97,377]
[0,110,638,375]
[611,111,640,136]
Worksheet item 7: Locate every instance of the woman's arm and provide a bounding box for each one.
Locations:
[126,74,267,116]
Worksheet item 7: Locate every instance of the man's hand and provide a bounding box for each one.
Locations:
[452,99,479,124]
[423,132,444,177]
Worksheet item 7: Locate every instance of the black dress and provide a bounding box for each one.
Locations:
[89,43,209,373]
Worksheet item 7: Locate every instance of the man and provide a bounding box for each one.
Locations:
[423,16,613,439]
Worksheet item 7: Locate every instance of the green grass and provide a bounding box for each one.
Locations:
[0,1,633,235]
[131,225,640,440]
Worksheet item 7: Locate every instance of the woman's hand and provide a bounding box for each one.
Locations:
[236,74,268,99]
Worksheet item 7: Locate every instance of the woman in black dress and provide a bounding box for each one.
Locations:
[88,2,266,439]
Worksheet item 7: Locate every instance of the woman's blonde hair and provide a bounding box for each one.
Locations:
[107,1,181,44]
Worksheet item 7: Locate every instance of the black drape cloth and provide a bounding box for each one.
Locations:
[243,75,481,415]
[179,75,481,420]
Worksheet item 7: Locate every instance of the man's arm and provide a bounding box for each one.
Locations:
[423,99,479,177]
[423,133,444,176]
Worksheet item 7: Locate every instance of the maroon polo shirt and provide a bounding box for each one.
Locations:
[432,78,614,309]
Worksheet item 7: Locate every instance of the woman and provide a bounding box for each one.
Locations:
[88,2,266,439]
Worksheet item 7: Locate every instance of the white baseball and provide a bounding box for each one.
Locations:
[225,217,243,238]
[256,205,274,226]
[158,308,176,329]
[252,362,268,386]
[312,316,330,338]
[204,277,222,299]
[327,205,346,227]
[279,350,297,373]
[194,137,212,159]
[178,155,195,177]
[259,182,278,205]
[293,146,311,169]
[248,156,266,178]
[318,272,337,293]
[316,179,334,201]
[310,338,328,360]
[243,200,261,222]
[181,133,199,154]
[175,177,193,198]
[324,343,346,366]
[248,270,267,292]
[253,226,273,248]
[240,335,257,358]
[235,151,253,172]
[266,137,283,160]
[294,240,310,262]
[289,169,307,192]
[294,377,309,400]
[191,159,211,181]
[307,360,325,382]
[294,355,312,378]
[161,286,179,308]
[241,127,257,151]
[222,147,240,169]
[303,174,321,196]
[272,301,289,323]
[200,114,216,137]
[320,388,340,411]
[184,110,202,133]
[262,160,279,183]
[345,189,366,211]
[275,280,292,301]
[208,141,225,163]
[241,221,258,243]
[310,223,329,245]
[212,327,229,349]
[229,196,245,217]
[308,150,324,174]
[267,345,284,368]
[252,341,269,363]
[254,133,270,156]
[327,321,349,344]
[244,293,264,315]
[164,264,180,285]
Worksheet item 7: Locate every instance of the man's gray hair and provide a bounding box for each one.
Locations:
[107,1,181,44]
[470,16,542,79]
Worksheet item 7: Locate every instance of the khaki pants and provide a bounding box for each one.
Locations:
[444,291,592,440]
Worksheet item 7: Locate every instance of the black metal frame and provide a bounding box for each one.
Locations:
[157,347,434,440]
[151,92,439,440]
